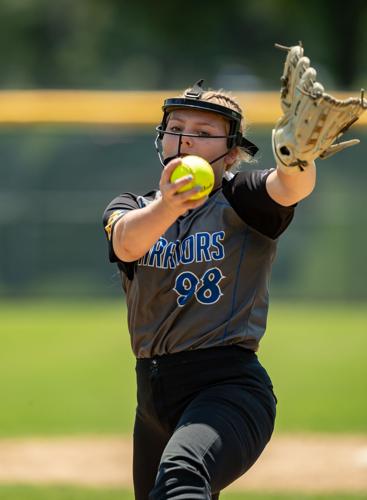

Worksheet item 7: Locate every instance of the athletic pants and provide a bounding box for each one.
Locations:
[133,346,276,500]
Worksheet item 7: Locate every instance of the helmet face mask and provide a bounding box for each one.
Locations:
[155,80,259,166]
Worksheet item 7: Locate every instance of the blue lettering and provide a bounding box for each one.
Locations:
[147,237,168,267]
[211,231,225,260]
[180,235,195,264]
[162,241,178,269]
[139,232,225,268]
[175,239,182,265]
[138,251,150,266]
[196,232,211,262]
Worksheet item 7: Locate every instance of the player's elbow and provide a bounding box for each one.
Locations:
[111,219,135,262]
[114,244,139,262]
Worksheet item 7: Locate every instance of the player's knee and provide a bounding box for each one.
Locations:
[149,457,211,499]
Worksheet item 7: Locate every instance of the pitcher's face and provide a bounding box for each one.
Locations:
[162,109,238,188]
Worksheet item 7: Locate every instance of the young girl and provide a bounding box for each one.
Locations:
[103,79,315,499]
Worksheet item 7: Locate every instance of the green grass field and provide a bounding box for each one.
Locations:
[0,300,366,499]
[0,300,366,436]
[0,485,365,500]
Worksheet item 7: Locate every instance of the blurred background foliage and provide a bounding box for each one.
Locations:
[1,0,367,90]
[0,0,366,301]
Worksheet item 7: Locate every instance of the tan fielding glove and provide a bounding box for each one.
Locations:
[272,42,367,174]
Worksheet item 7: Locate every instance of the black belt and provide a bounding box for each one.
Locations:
[136,345,255,369]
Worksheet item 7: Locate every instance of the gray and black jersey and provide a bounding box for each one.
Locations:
[103,169,295,358]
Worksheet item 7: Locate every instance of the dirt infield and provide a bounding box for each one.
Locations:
[0,434,366,493]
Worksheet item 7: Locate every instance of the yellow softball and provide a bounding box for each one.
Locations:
[170,155,215,200]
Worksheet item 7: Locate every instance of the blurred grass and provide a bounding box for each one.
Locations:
[0,300,366,436]
[0,486,131,500]
[0,300,135,436]
[263,301,367,433]
[0,486,365,500]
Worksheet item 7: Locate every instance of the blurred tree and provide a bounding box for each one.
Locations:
[0,0,365,89]
[324,0,366,87]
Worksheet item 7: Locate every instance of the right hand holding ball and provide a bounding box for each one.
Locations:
[170,155,214,200]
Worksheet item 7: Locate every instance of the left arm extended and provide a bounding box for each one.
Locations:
[266,42,366,207]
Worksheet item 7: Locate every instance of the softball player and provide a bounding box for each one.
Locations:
[103,79,316,499]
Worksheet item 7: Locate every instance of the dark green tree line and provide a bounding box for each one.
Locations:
[0,0,365,89]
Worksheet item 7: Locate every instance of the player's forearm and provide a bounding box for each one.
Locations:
[266,161,316,206]
[112,198,180,262]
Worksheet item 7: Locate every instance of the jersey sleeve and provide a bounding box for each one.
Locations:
[102,193,140,277]
[222,169,295,239]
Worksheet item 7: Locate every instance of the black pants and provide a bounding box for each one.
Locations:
[133,346,276,500]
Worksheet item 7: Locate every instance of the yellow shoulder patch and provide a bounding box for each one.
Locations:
[104,210,123,241]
